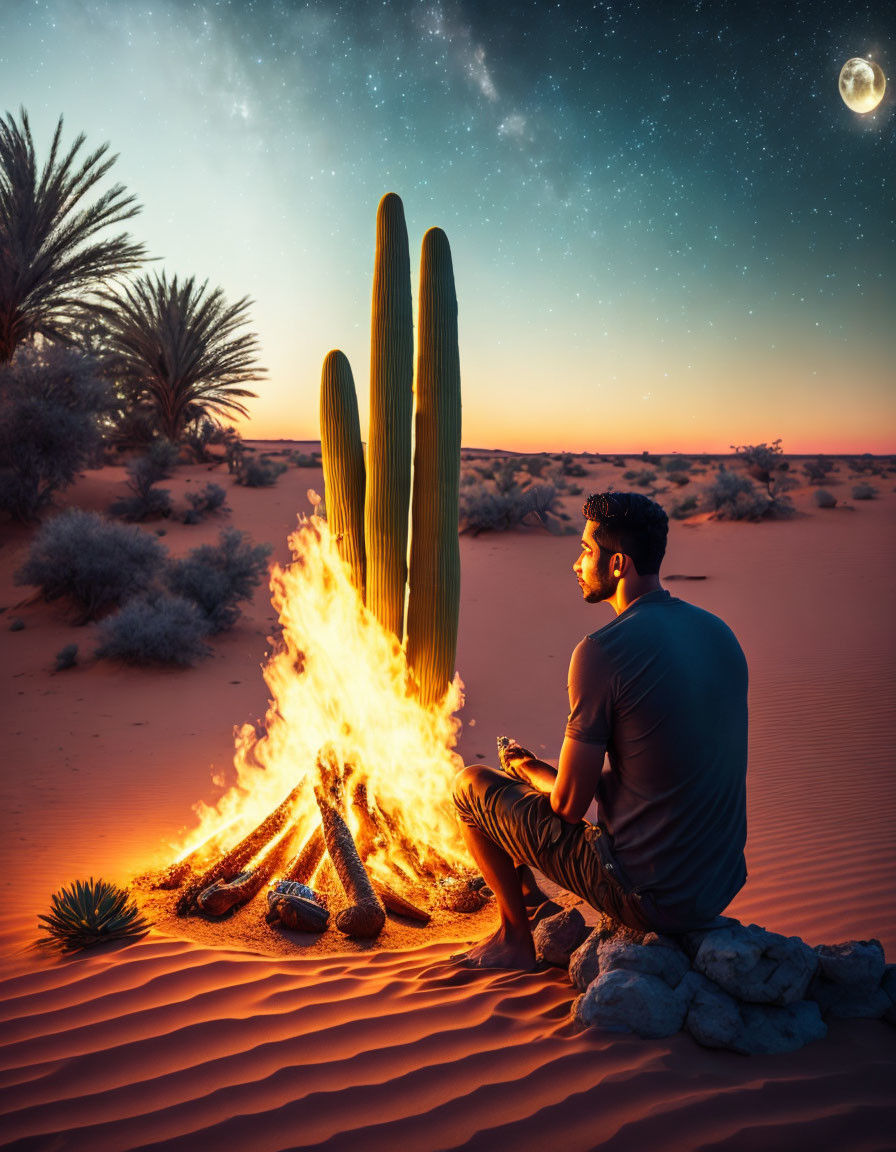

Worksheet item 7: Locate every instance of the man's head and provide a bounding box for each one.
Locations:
[575,491,668,604]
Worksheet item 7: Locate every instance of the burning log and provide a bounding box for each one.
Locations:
[314,770,385,939]
[281,825,326,884]
[196,823,300,917]
[176,781,305,915]
[372,880,431,925]
[151,830,224,889]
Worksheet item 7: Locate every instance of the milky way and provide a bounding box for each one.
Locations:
[2,0,893,450]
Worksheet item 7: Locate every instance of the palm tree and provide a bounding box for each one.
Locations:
[97,272,265,440]
[0,108,146,362]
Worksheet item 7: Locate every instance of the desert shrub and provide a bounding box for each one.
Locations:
[183,482,228,524]
[558,453,587,477]
[16,509,166,623]
[459,480,570,535]
[517,455,552,479]
[166,527,272,632]
[703,468,778,521]
[566,483,583,495]
[234,455,287,487]
[813,489,837,508]
[622,470,638,480]
[96,593,211,665]
[526,483,572,530]
[181,417,219,463]
[109,452,173,521]
[664,456,692,474]
[666,471,691,487]
[459,486,530,534]
[54,643,79,671]
[222,428,245,473]
[9,616,24,631]
[802,456,836,485]
[731,439,792,493]
[0,345,114,522]
[290,451,321,468]
[669,494,699,519]
[629,469,657,488]
[851,483,877,500]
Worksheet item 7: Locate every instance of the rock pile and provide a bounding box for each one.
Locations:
[533,910,895,1054]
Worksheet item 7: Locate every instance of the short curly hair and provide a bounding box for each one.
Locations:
[582,491,668,575]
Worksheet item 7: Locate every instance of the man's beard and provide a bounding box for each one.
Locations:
[582,552,619,604]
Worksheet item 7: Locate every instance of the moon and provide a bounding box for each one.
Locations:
[839,57,886,113]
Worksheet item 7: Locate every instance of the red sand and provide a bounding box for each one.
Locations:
[1,448,894,1150]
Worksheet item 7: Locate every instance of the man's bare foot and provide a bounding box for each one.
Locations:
[453,926,537,971]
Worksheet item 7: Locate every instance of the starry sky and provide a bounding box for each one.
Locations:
[2,0,893,453]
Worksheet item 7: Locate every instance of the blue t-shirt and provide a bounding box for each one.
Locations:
[565,589,748,928]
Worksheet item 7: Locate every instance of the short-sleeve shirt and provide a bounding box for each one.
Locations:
[565,589,748,927]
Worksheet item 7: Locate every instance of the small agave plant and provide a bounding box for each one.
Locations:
[38,878,150,952]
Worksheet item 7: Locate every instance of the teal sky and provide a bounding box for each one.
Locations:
[2,0,893,452]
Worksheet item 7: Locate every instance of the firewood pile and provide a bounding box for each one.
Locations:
[153,747,489,940]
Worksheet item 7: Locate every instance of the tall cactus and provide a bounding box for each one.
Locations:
[320,349,366,598]
[365,192,414,642]
[406,228,462,707]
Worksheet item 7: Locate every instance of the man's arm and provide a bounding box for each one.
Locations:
[501,737,605,824]
[550,736,605,823]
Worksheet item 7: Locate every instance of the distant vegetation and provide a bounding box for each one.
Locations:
[0,345,114,521]
[15,511,271,664]
[0,107,266,518]
[459,455,574,535]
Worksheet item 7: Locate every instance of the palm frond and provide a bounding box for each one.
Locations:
[0,108,147,361]
[96,271,266,439]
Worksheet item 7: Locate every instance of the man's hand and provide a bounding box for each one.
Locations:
[497,736,558,795]
[498,737,537,780]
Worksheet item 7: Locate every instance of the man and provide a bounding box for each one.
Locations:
[452,491,749,970]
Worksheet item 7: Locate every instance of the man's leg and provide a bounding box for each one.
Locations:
[452,764,546,970]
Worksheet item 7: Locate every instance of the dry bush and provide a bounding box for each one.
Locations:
[96,593,211,665]
[166,528,272,632]
[0,346,113,522]
[16,509,166,623]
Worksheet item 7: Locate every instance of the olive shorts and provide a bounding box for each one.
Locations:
[452,765,655,934]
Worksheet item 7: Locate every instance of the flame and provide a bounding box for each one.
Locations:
[175,515,468,888]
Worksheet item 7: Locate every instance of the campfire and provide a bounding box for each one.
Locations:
[148,516,486,939]
[147,193,476,942]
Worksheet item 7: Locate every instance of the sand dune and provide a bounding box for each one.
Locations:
[1,449,894,1150]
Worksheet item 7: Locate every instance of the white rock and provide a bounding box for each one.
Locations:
[598,934,691,990]
[573,969,688,1038]
[693,922,817,1005]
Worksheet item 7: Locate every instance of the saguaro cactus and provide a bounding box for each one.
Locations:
[320,349,366,598]
[406,227,462,707]
[365,192,414,642]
